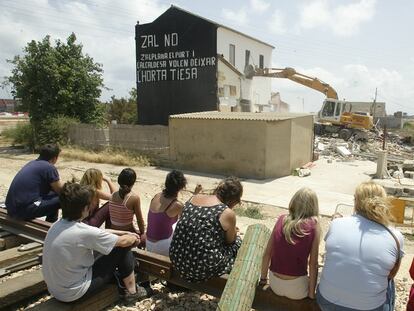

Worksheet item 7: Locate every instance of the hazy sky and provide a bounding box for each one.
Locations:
[1,0,413,114]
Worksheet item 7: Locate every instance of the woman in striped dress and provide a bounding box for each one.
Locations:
[108,168,146,248]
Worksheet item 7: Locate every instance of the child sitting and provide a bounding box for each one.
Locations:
[260,187,320,300]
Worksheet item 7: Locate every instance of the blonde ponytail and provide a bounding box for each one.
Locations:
[354,182,392,226]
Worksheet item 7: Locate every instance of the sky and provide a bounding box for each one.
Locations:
[0,0,413,114]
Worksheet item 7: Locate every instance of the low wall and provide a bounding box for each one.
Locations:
[68,124,109,148]
[376,116,405,129]
[68,124,169,158]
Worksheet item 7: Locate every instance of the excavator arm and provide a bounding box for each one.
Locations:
[245,66,338,99]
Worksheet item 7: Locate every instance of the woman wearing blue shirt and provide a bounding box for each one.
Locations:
[317,182,403,311]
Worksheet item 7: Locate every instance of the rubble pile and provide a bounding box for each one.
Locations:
[315,131,414,162]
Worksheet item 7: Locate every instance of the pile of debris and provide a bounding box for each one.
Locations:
[314,131,414,163]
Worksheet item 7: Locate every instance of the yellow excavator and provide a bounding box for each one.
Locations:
[245,66,374,141]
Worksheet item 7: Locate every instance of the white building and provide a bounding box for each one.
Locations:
[215,21,274,112]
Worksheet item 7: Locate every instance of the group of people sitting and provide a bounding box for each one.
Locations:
[4,143,411,311]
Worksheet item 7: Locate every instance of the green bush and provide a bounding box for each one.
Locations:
[403,122,414,129]
[234,203,264,220]
[2,123,34,148]
[37,116,79,146]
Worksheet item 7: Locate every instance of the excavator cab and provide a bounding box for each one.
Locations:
[319,99,374,132]
[319,99,344,124]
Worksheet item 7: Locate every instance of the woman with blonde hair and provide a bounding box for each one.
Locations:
[317,181,403,311]
[80,168,116,227]
[261,187,320,300]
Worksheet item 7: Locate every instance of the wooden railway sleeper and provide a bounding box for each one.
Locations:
[0,254,41,277]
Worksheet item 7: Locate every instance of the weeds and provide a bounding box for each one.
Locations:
[61,146,151,167]
[1,123,34,148]
[234,202,265,220]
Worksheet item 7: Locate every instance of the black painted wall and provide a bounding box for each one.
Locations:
[136,7,218,125]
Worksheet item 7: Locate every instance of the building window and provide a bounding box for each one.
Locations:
[229,44,235,66]
[245,50,250,68]
[218,87,224,97]
[259,54,264,69]
[230,85,237,96]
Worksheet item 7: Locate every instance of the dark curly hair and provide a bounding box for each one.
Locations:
[118,168,137,199]
[163,170,187,198]
[214,176,243,207]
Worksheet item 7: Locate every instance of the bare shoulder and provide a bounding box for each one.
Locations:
[191,194,220,206]
[220,207,236,221]
[166,200,184,217]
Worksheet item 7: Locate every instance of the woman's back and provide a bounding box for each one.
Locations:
[108,192,134,229]
[270,214,316,276]
[170,200,239,282]
[147,193,178,241]
[320,214,403,309]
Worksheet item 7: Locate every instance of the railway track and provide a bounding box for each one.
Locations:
[0,208,320,311]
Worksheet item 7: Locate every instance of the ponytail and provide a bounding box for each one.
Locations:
[119,184,132,199]
[117,168,136,199]
[354,182,393,226]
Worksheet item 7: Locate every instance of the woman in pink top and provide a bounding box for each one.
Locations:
[261,187,320,300]
[146,170,201,256]
[108,168,145,248]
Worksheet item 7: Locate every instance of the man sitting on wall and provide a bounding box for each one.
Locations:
[5,143,63,222]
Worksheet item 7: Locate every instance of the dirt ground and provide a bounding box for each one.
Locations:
[0,148,413,310]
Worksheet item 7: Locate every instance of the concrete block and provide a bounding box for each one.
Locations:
[383,185,404,196]
[403,187,414,196]
[336,146,351,157]
[404,171,414,179]
[403,160,414,172]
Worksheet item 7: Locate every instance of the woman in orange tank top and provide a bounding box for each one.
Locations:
[108,168,146,248]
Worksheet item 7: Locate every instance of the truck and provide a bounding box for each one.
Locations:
[245,66,384,140]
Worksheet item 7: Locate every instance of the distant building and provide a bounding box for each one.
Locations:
[0,99,19,113]
[135,5,274,125]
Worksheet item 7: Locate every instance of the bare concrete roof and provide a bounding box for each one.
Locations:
[170,111,311,121]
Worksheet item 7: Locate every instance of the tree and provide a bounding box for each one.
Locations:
[5,33,104,128]
[106,88,137,124]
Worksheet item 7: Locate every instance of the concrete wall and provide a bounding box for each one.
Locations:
[265,120,291,178]
[290,116,314,168]
[109,124,169,151]
[169,118,267,178]
[68,124,109,148]
[376,116,406,129]
[68,124,169,157]
[251,76,272,111]
[217,59,240,109]
[170,115,313,179]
